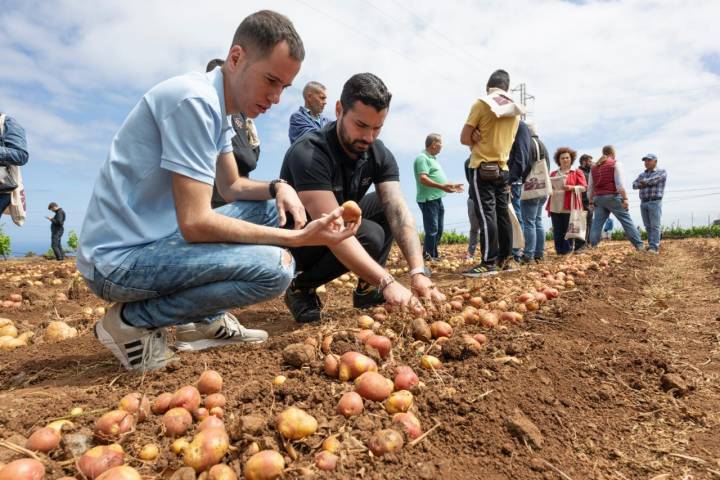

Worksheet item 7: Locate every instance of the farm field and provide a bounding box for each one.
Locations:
[0,239,718,479]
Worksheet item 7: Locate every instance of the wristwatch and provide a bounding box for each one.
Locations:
[269,179,288,199]
[408,266,429,277]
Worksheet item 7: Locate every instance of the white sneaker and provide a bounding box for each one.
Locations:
[175,312,268,352]
[94,304,173,371]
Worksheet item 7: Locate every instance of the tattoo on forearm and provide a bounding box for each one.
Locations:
[381,192,422,262]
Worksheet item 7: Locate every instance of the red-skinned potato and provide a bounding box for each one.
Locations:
[336,391,364,417]
[449,300,463,311]
[430,321,452,339]
[95,410,135,440]
[194,408,210,421]
[368,429,404,456]
[276,406,317,440]
[393,366,419,391]
[204,393,226,410]
[203,464,237,480]
[517,292,534,304]
[163,408,193,437]
[469,296,484,308]
[151,392,173,415]
[199,415,225,431]
[542,287,559,299]
[355,329,374,342]
[323,353,340,378]
[25,427,61,453]
[118,392,150,422]
[315,450,338,471]
[393,412,423,439]
[355,371,394,401]
[244,450,284,480]
[338,351,377,381]
[77,444,125,479]
[96,466,142,480]
[534,292,548,304]
[170,386,202,412]
[385,390,413,414]
[411,318,432,342]
[364,334,391,359]
[479,311,499,328]
[341,200,362,223]
[0,458,45,480]
[183,427,230,472]
[198,370,223,395]
[473,333,488,345]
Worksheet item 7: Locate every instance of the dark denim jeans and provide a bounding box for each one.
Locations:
[510,183,523,258]
[86,200,295,329]
[418,198,444,259]
[51,227,64,260]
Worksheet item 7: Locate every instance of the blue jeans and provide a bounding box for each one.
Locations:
[589,194,643,248]
[511,183,523,258]
[86,200,295,328]
[520,196,546,260]
[640,200,662,251]
[418,198,444,259]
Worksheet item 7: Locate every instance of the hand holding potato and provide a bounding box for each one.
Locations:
[383,283,425,316]
[411,274,445,305]
[295,207,359,247]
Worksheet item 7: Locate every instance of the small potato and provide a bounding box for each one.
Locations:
[170,386,202,412]
[338,351,377,381]
[272,375,286,386]
[0,458,45,480]
[336,391,364,417]
[183,428,230,472]
[198,370,223,395]
[95,410,135,441]
[341,200,362,223]
[282,342,316,367]
[276,406,317,440]
[171,438,190,455]
[96,466,142,480]
[25,427,61,453]
[151,392,173,415]
[204,464,237,480]
[421,355,441,370]
[393,366,419,391]
[430,321,452,339]
[77,444,125,479]
[138,443,159,461]
[364,334,392,359]
[322,435,341,453]
[355,371,394,402]
[356,314,374,329]
[355,329,374,342]
[411,318,432,342]
[385,390,413,414]
[368,429,404,456]
[205,393,226,410]
[118,392,150,422]
[315,450,338,471]
[209,407,224,419]
[198,415,225,432]
[323,353,340,378]
[163,408,193,437]
[244,450,285,480]
[393,412,422,439]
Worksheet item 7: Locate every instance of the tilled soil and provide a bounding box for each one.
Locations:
[0,239,718,479]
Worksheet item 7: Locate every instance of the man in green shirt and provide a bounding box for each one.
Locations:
[414,133,463,260]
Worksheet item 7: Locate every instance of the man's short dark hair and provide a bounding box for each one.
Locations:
[48,202,58,210]
[232,10,305,61]
[425,133,441,148]
[579,154,593,164]
[486,69,510,91]
[340,73,392,112]
[206,58,225,72]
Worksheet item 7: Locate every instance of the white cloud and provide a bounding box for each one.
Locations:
[1,0,720,251]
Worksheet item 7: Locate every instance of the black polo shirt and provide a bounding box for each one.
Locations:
[280,121,400,206]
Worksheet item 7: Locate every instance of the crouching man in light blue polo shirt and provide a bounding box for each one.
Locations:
[77,10,359,372]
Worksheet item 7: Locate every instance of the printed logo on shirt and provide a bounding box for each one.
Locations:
[493,95,512,106]
[361,177,372,186]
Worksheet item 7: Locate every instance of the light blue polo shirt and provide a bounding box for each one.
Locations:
[77,67,234,280]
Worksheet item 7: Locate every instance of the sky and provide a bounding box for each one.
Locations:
[1,0,720,255]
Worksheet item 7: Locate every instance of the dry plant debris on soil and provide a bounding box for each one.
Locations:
[0,239,718,479]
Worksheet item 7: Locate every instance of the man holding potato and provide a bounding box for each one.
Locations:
[280,73,445,323]
[77,11,358,372]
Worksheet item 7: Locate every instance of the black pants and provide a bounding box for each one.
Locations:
[585,209,593,243]
[550,212,584,254]
[51,227,64,260]
[291,192,392,289]
[469,168,512,264]
[0,194,11,214]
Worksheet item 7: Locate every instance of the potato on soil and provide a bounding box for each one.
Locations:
[244,450,285,480]
[393,412,423,439]
[355,371,394,401]
[25,427,61,453]
[338,351,377,381]
[118,392,150,422]
[170,386,202,412]
[139,443,159,461]
[276,406,317,440]
[202,464,237,480]
[315,450,339,471]
[323,353,340,378]
[441,335,483,360]
[430,321,452,339]
[411,318,432,342]
[364,334,391,359]
[198,370,223,395]
[368,429,404,456]
[336,391,364,417]
[204,393,226,410]
[199,416,225,431]
[77,444,125,479]
[96,466,142,480]
[393,365,419,391]
[183,427,230,472]
[385,390,413,414]
[95,410,135,440]
[152,392,173,415]
[163,408,193,437]
[0,458,45,480]
[43,320,78,343]
[282,342,316,367]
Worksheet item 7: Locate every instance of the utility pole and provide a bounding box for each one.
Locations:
[510,83,535,120]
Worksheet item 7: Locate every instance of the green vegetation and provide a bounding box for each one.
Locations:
[612,224,720,240]
[419,230,469,245]
[0,225,10,259]
[67,229,79,251]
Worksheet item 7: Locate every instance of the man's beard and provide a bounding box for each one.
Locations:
[338,118,372,155]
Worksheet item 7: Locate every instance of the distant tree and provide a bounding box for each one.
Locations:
[0,225,11,259]
[67,229,78,251]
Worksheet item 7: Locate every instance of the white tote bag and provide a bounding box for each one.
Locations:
[508,205,525,249]
[520,138,552,200]
[564,189,586,241]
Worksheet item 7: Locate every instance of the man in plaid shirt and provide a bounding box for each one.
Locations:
[632,153,667,253]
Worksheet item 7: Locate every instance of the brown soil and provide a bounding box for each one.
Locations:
[0,239,719,479]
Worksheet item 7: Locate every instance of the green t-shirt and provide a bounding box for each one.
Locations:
[414,151,448,203]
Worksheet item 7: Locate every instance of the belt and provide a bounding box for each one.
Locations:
[642,197,662,202]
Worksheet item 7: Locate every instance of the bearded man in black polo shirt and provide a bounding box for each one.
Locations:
[280,73,444,323]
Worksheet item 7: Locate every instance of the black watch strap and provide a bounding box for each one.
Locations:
[269,179,288,199]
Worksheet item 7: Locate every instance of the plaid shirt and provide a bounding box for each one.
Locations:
[632,168,667,201]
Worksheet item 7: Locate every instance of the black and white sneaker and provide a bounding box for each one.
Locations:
[93,303,173,371]
[175,312,268,352]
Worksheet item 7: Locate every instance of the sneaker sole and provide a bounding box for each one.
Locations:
[94,321,132,370]
[175,337,267,352]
